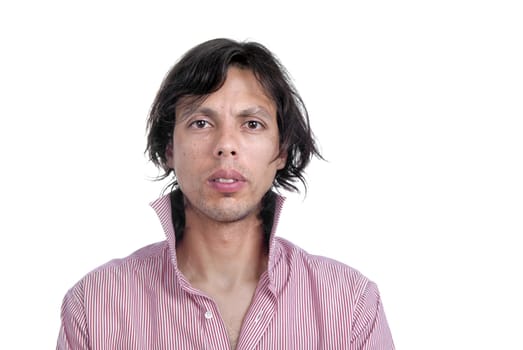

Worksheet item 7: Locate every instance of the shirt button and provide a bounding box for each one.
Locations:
[204,311,213,319]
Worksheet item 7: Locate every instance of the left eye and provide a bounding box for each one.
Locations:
[245,120,262,129]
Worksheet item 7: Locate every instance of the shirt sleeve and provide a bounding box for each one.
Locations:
[57,282,90,350]
[350,281,395,350]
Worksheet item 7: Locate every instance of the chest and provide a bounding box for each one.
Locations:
[85,283,352,350]
[211,288,257,349]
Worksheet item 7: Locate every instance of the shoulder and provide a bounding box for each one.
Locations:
[274,237,374,295]
[90,240,168,275]
[272,240,394,346]
[68,241,170,293]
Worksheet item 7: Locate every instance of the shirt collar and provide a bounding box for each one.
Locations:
[150,192,286,290]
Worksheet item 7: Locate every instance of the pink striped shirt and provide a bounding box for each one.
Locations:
[57,194,394,349]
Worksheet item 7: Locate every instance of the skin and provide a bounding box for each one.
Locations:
[166,67,286,349]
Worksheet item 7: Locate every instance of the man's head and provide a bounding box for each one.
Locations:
[146,38,321,193]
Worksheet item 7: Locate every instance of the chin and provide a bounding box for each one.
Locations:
[206,202,255,223]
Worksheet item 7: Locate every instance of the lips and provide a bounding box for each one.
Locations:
[208,169,246,183]
[208,169,247,193]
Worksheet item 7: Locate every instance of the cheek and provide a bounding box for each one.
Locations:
[173,142,204,172]
[251,141,283,170]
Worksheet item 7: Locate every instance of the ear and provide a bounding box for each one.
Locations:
[276,152,287,170]
[165,142,174,169]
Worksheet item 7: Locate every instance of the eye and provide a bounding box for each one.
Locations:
[245,120,263,130]
[189,120,211,129]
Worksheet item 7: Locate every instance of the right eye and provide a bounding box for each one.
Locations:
[189,120,211,129]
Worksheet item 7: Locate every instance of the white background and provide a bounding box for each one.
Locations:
[1,1,522,349]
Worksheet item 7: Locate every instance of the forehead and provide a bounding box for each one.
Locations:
[176,67,276,117]
[218,67,269,96]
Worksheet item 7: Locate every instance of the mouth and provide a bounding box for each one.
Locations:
[212,178,238,184]
[208,169,246,182]
[208,169,247,193]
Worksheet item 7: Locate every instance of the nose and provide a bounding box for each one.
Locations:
[217,149,237,156]
[214,128,238,158]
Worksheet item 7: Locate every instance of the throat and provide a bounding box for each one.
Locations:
[176,236,268,291]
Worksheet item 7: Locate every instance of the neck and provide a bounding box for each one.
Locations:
[171,189,276,290]
[176,212,267,290]
[170,189,276,248]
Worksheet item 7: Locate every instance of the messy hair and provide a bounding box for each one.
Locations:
[146,38,322,193]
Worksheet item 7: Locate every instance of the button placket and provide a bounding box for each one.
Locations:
[199,300,230,349]
[204,310,213,320]
[254,311,263,323]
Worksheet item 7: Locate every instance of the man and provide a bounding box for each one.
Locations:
[57,38,395,349]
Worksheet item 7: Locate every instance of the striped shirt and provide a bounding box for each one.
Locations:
[57,194,395,349]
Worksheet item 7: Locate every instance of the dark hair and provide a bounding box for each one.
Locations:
[146,38,322,193]
[170,187,277,247]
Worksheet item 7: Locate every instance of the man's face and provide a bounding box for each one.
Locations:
[166,67,286,223]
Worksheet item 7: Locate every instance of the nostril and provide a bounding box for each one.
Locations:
[216,149,236,156]
[216,148,237,157]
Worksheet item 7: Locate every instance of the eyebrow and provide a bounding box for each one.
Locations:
[177,104,212,122]
[178,105,273,122]
[238,106,273,120]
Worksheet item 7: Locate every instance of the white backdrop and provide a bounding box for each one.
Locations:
[1,1,522,349]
